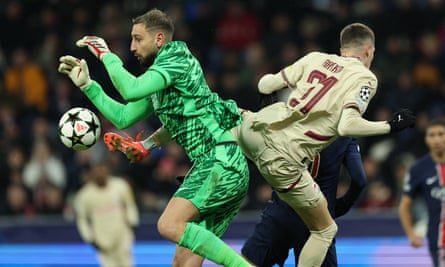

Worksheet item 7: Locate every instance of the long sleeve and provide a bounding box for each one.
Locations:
[342,145,367,204]
[74,192,93,243]
[102,53,168,101]
[83,80,154,129]
[257,52,313,94]
[258,73,287,94]
[121,181,139,227]
[335,140,367,216]
[337,107,390,136]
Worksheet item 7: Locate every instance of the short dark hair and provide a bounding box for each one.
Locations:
[340,23,375,49]
[133,8,175,36]
[427,118,445,130]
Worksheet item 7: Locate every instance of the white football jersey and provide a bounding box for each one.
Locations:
[75,177,139,250]
[252,51,377,162]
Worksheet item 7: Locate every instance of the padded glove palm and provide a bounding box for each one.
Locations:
[76,36,110,60]
[58,55,92,90]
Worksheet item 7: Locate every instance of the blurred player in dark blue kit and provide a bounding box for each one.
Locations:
[399,119,445,267]
[240,90,367,267]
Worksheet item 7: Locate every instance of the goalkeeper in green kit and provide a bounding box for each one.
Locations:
[58,8,252,267]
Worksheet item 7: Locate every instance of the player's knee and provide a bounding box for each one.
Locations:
[157,217,188,243]
[157,217,175,241]
[171,256,182,267]
[310,222,338,243]
[157,218,167,237]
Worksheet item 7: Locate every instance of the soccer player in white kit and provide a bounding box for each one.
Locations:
[75,160,139,267]
[232,23,416,267]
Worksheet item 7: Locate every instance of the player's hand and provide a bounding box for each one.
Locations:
[388,109,416,133]
[408,234,424,248]
[58,55,92,90]
[76,36,110,60]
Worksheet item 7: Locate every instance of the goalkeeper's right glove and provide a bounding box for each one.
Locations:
[388,108,416,133]
[76,36,110,60]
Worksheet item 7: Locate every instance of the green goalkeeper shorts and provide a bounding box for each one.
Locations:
[174,142,249,237]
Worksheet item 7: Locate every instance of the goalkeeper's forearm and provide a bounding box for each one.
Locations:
[83,81,154,129]
[142,126,172,149]
[102,53,167,101]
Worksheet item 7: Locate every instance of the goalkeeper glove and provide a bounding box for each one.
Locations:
[76,36,110,60]
[58,55,92,90]
[388,109,416,133]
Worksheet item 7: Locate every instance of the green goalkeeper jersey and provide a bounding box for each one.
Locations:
[83,41,241,161]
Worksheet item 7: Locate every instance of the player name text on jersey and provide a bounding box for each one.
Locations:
[322,59,344,73]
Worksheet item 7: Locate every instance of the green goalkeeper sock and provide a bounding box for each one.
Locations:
[178,222,250,267]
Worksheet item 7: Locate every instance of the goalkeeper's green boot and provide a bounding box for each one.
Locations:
[103,131,150,163]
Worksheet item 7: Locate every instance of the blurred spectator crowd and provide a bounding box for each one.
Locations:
[1,0,445,219]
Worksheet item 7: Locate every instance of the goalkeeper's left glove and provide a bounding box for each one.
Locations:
[58,55,92,90]
[76,36,110,60]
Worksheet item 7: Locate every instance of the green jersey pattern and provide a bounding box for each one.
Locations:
[174,143,249,236]
[148,41,241,161]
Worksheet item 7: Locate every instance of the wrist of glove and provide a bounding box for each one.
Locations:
[58,56,92,90]
[76,36,110,60]
[388,108,416,133]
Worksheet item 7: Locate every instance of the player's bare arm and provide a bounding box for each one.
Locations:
[399,195,424,248]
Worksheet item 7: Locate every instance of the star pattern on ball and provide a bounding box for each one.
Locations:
[85,116,100,135]
[67,110,85,147]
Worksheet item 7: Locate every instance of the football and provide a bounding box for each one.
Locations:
[58,107,101,151]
